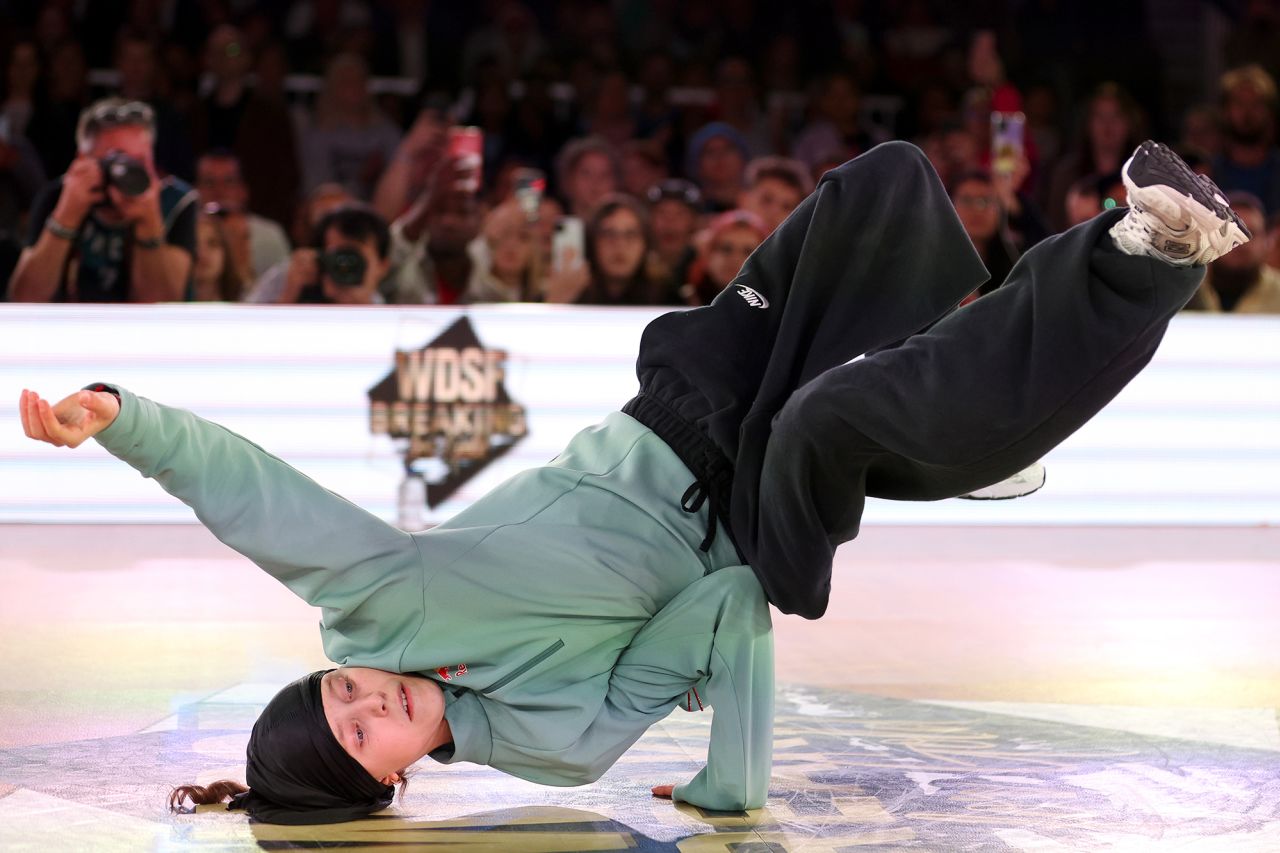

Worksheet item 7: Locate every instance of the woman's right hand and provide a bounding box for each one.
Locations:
[19,388,120,448]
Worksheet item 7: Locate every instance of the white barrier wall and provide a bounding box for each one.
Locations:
[1,304,1278,526]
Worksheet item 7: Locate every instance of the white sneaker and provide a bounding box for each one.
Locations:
[1110,140,1251,267]
[957,462,1046,501]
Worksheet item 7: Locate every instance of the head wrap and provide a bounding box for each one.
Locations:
[685,122,752,179]
[227,670,395,824]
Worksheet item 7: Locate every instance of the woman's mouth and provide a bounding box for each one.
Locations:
[400,683,413,721]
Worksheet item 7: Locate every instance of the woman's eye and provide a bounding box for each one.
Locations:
[344,679,353,697]
[355,727,364,745]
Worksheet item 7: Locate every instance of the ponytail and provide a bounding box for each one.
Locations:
[169,780,250,811]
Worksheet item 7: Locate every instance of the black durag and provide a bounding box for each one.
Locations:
[226,670,395,824]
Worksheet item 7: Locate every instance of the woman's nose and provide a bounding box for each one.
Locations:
[357,692,389,716]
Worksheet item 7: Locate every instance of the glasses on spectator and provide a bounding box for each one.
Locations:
[711,241,758,257]
[646,179,703,209]
[597,227,644,243]
[954,194,999,210]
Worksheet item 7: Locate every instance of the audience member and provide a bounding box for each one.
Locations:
[472,199,538,301]
[555,136,621,218]
[645,178,703,297]
[192,26,255,150]
[192,210,249,301]
[247,183,354,303]
[2,38,41,140]
[112,29,196,180]
[739,156,812,234]
[548,194,660,304]
[301,52,402,200]
[278,205,391,305]
[1062,171,1125,229]
[1187,192,1280,313]
[949,168,1047,303]
[372,109,448,222]
[386,158,510,304]
[620,139,668,199]
[792,71,874,169]
[680,209,767,306]
[24,40,90,178]
[235,40,303,229]
[711,57,773,156]
[686,122,750,212]
[580,68,638,148]
[8,98,196,303]
[1044,83,1144,231]
[1212,65,1280,215]
[195,150,291,280]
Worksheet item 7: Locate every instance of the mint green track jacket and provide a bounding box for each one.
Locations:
[94,387,775,811]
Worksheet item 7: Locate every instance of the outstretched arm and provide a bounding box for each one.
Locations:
[17,386,422,666]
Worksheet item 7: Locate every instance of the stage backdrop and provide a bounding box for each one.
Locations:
[1,304,1278,527]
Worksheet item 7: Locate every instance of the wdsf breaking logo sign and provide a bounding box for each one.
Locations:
[368,317,526,524]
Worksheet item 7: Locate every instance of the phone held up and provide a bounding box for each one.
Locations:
[447,126,483,195]
[551,216,585,273]
[990,111,1025,177]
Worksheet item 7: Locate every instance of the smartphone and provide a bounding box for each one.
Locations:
[551,216,585,272]
[513,168,546,222]
[447,126,483,193]
[990,111,1025,176]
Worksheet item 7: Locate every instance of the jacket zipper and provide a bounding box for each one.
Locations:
[481,639,564,694]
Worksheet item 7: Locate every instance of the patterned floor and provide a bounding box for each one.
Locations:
[2,524,1278,851]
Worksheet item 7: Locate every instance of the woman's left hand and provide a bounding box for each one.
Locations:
[651,784,675,799]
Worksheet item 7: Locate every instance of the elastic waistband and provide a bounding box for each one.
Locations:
[621,392,742,559]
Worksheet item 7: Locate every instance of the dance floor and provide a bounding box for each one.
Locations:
[1,522,1278,851]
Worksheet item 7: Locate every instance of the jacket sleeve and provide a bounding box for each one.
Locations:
[492,566,773,809]
[91,386,423,666]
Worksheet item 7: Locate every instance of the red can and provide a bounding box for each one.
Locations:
[447,126,483,193]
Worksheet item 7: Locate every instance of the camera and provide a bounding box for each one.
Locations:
[100,151,151,197]
[317,248,368,287]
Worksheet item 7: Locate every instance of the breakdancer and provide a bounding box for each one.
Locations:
[18,141,1248,824]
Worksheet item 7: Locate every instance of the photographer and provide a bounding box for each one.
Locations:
[7,98,196,302]
[277,205,391,305]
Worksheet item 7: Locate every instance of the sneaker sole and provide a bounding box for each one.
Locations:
[1123,141,1251,255]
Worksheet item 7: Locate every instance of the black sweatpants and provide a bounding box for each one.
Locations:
[627,141,1204,619]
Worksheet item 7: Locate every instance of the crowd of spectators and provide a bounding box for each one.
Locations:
[3,0,1280,313]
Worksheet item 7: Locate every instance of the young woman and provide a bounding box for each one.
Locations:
[680,209,768,306]
[19,141,1247,826]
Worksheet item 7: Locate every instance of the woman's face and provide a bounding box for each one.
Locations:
[952,178,1000,242]
[594,207,647,280]
[195,217,226,283]
[485,205,534,277]
[567,152,617,216]
[1088,96,1130,151]
[706,223,762,287]
[320,667,446,783]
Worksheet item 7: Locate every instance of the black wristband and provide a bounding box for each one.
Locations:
[135,235,163,250]
[83,383,122,405]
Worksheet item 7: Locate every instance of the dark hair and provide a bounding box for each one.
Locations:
[197,211,249,301]
[169,772,414,813]
[311,204,391,259]
[583,193,658,305]
[1224,190,1266,216]
[556,136,622,192]
[745,156,814,196]
[1074,82,1145,174]
[947,168,995,198]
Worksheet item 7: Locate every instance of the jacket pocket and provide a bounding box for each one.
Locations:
[481,639,564,694]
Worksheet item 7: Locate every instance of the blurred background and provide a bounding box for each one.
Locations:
[2,0,1280,312]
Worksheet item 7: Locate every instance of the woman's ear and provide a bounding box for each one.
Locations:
[380,771,402,786]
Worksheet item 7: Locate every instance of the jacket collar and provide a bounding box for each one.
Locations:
[429,689,492,767]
